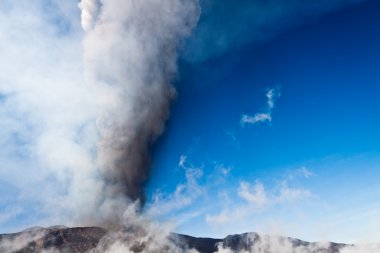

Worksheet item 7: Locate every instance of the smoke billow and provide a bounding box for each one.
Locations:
[90,203,200,253]
[0,0,199,229]
[0,228,46,253]
[80,0,200,224]
[213,234,380,253]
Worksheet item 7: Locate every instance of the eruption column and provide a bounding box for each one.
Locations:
[80,0,200,223]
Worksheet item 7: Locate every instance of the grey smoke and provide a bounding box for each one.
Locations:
[90,204,201,253]
[80,0,200,222]
[0,0,200,229]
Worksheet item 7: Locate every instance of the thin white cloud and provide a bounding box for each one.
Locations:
[238,181,269,207]
[215,163,232,177]
[147,168,204,219]
[237,180,311,207]
[275,182,311,203]
[205,211,229,225]
[241,113,272,125]
[0,206,22,225]
[206,176,313,229]
[266,87,279,109]
[146,156,204,220]
[179,155,187,168]
[241,87,281,126]
[297,166,314,179]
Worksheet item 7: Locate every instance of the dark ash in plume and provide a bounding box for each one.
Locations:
[81,0,200,222]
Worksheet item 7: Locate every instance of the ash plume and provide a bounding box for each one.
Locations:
[0,0,199,229]
[80,0,200,222]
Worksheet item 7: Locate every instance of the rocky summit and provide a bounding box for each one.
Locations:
[0,226,348,253]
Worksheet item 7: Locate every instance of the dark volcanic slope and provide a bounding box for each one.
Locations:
[173,234,222,253]
[0,227,106,253]
[0,226,348,253]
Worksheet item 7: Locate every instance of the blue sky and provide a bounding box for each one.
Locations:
[145,0,380,243]
[1,0,380,245]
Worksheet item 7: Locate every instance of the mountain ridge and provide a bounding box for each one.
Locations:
[0,226,352,253]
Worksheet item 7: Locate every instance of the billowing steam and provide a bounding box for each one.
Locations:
[0,0,199,228]
[80,0,200,223]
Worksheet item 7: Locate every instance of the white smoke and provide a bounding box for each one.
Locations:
[0,228,46,252]
[80,0,200,225]
[78,0,99,31]
[215,235,333,253]
[0,0,99,228]
[0,0,199,229]
[339,244,380,253]
[214,233,380,253]
[90,204,201,253]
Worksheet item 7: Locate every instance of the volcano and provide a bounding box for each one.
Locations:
[0,226,349,253]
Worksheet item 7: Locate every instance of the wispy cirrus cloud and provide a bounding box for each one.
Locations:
[146,155,205,223]
[0,206,22,226]
[205,169,314,231]
[238,181,269,207]
[238,180,311,208]
[241,87,281,126]
[297,167,314,179]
